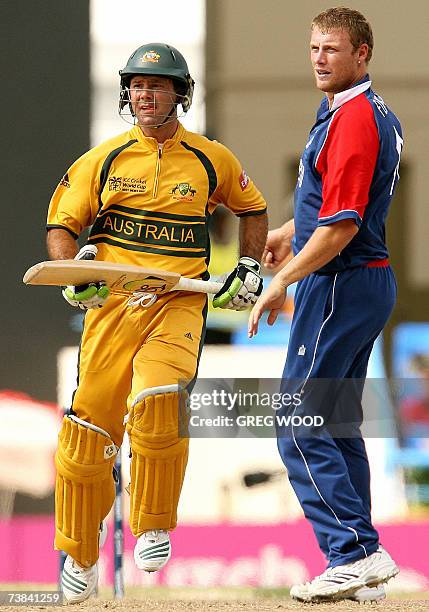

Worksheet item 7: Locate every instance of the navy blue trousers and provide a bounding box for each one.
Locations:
[277,266,396,567]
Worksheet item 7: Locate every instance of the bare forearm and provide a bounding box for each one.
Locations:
[281,218,295,242]
[239,213,268,263]
[263,218,295,269]
[47,229,78,260]
[276,221,358,287]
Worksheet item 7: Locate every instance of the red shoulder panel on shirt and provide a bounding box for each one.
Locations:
[316,94,380,224]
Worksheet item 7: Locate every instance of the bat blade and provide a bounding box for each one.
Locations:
[23,260,181,294]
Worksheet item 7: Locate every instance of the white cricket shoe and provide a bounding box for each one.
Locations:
[290,546,398,602]
[134,529,171,572]
[61,555,98,603]
[60,522,106,603]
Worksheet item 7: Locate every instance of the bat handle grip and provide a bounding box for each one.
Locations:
[175,278,223,295]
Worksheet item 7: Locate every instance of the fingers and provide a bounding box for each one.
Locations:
[267,309,280,326]
[248,292,270,337]
[263,250,276,269]
[248,304,262,338]
[262,247,271,266]
[248,303,280,337]
[248,277,288,338]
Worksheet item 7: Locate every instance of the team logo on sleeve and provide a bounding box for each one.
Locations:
[171,182,197,201]
[60,172,70,188]
[141,50,160,63]
[373,93,388,117]
[239,170,249,191]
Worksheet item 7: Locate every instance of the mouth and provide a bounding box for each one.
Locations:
[315,69,331,78]
[138,104,156,114]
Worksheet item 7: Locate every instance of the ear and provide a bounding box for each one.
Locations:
[357,43,369,64]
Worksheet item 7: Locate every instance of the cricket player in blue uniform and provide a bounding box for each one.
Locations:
[249,7,401,603]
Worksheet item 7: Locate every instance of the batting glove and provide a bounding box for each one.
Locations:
[62,245,110,310]
[212,256,263,311]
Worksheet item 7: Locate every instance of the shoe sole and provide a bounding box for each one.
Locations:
[348,589,386,603]
[291,581,364,603]
[290,593,312,602]
[292,587,386,605]
[63,589,97,604]
[315,583,365,602]
[139,560,169,573]
[350,595,386,604]
[349,598,386,604]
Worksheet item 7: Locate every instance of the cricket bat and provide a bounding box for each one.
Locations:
[23,260,223,296]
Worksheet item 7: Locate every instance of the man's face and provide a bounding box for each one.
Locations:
[129,75,177,128]
[310,26,367,97]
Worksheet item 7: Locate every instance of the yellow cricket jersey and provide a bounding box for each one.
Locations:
[47,122,267,279]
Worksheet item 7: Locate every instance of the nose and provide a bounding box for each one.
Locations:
[137,88,153,101]
[313,49,326,65]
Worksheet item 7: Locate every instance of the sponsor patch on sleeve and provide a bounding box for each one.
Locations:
[239,170,249,191]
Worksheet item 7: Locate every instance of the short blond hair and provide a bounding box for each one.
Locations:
[312,7,374,62]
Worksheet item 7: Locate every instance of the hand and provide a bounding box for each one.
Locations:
[62,245,110,310]
[212,256,263,311]
[263,226,293,269]
[248,276,287,337]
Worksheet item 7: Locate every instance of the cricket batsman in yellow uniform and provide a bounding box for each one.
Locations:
[46,43,268,602]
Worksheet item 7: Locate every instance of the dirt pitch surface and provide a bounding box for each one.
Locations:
[2,597,429,612]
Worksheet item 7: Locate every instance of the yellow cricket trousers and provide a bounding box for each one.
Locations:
[71,290,207,445]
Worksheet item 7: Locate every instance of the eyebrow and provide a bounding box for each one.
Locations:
[130,78,165,85]
[310,41,340,47]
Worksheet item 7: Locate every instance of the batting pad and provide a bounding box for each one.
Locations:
[126,385,189,536]
[55,416,117,567]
